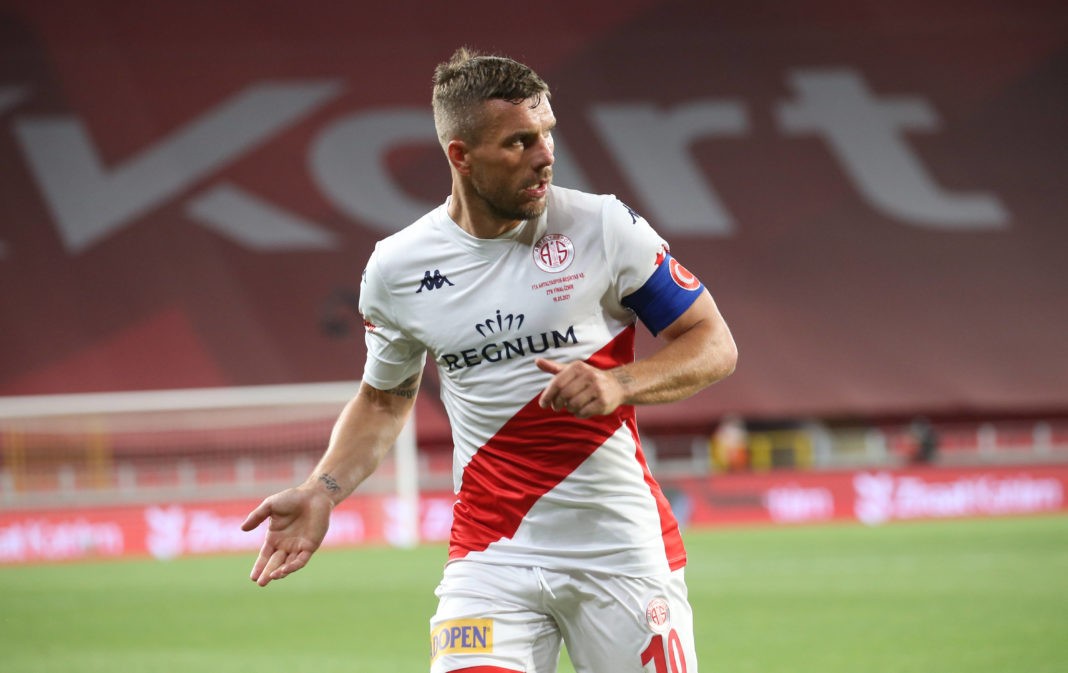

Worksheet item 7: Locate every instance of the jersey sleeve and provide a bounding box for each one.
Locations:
[358,248,427,389]
[602,197,706,336]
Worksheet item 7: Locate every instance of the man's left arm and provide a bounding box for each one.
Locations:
[536,289,737,418]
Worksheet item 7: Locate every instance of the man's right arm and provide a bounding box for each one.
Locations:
[241,374,421,586]
[313,374,421,504]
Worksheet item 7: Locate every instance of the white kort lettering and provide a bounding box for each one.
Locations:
[7,69,1008,256]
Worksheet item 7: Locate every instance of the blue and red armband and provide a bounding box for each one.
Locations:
[621,254,704,336]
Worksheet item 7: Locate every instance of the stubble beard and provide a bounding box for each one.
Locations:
[471,170,552,223]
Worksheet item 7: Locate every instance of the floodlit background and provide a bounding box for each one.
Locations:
[1,1,1066,671]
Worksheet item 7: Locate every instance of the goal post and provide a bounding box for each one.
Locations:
[0,382,421,546]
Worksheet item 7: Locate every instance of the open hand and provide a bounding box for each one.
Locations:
[241,487,334,587]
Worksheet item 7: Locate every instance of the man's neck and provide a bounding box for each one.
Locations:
[447,184,523,239]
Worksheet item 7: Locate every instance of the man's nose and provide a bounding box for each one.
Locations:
[533,136,555,170]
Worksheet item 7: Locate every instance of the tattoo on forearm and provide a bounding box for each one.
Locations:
[318,473,341,494]
[612,370,635,388]
[386,374,420,399]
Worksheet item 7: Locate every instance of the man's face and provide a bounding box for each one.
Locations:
[465,96,556,222]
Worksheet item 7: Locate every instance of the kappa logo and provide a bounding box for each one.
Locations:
[620,199,641,224]
[416,269,454,293]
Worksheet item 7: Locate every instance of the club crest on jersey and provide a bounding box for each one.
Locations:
[430,619,493,662]
[533,233,574,273]
[669,258,701,291]
[645,597,671,634]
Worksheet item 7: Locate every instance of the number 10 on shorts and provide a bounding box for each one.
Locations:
[641,629,688,673]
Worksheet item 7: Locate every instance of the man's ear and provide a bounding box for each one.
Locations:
[447,139,471,175]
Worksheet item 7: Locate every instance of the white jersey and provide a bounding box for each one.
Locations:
[359,186,705,577]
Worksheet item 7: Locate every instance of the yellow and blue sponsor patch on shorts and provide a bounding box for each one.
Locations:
[430,618,493,662]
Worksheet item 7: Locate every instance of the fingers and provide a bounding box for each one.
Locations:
[537,360,571,411]
[243,488,328,587]
[252,546,313,587]
[537,360,617,418]
[249,542,277,584]
[538,360,587,412]
[285,549,313,575]
[545,379,594,415]
[245,496,291,586]
[568,389,603,419]
[257,548,293,587]
[555,397,597,418]
[535,358,564,375]
[246,501,275,583]
[240,499,272,532]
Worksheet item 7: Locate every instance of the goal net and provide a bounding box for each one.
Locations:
[0,382,418,528]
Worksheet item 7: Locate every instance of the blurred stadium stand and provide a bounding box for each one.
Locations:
[2,387,1067,510]
[1,0,1066,511]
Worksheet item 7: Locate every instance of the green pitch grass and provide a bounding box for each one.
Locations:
[1,515,1065,672]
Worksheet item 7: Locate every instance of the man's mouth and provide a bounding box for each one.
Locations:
[523,179,550,198]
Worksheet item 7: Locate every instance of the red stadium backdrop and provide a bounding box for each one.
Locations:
[1,0,1067,438]
[1,464,1065,564]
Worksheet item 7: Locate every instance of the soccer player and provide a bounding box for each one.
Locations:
[242,47,738,673]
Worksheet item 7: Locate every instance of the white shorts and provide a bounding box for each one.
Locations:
[429,560,697,673]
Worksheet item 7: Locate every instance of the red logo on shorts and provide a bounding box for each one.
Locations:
[669,258,701,291]
[646,597,671,633]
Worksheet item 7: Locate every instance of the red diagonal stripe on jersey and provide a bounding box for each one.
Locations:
[449,325,681,561]
[625,413,687,570]
[448,327,635,559]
